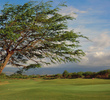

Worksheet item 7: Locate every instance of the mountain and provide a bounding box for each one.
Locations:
[3,64,110,75]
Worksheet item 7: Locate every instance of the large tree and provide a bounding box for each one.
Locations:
[0,1,87,74]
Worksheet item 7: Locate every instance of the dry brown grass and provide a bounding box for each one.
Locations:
[0,81,9,85]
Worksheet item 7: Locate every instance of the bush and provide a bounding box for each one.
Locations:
[62,70,69,78]
[29,75,40,78]
[108,74,110,79]
[71,72,78,78]
[9,74,28,79]
[83,71,93,78]
[77,72,84,78]
[67,73,72,79]
[0,73,6,78]
[55,74,62,79]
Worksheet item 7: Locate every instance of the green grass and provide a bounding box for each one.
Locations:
[0,78,110,100]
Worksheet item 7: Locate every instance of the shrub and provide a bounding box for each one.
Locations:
[67,73,72,79]
[83,71,93,78]
[0,73,6,78]
[9,73,28,79]
[55,74,62,79]
[77,72,84,78]
[71,72,78,78]
[62,70,69,78]
[108,74,110,79]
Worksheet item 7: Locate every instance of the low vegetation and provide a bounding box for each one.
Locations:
[0,69,110,79]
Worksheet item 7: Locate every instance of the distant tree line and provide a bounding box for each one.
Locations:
[0,69,110,79]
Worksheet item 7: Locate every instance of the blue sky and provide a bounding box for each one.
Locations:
[1,0,110,72]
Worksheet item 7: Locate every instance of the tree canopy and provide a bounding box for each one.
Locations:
[0,1,87,74]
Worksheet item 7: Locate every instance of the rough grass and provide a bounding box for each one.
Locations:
[0,78,110,100]
[0,81,9,85]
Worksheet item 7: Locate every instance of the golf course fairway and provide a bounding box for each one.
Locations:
[0,78,110,100]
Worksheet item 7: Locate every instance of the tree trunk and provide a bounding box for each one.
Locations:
[0,51,14,74]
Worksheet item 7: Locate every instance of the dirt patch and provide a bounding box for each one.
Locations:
[0,81,9,85]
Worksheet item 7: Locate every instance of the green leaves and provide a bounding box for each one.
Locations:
[24,64,41,71]
[0,0,88,71]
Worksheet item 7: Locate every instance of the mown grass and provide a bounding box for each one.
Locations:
[0,78,110,100]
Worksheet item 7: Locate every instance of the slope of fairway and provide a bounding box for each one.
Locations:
[0,79,110,100]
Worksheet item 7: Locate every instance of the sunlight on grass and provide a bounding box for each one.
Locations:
[0,79,110,100]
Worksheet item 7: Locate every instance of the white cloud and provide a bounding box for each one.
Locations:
[79,32,110,66]
[88,32,110,51]
[94,52,104,57]
[59,6,87,18]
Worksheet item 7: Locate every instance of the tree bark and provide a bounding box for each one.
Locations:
[0,51,14,74]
